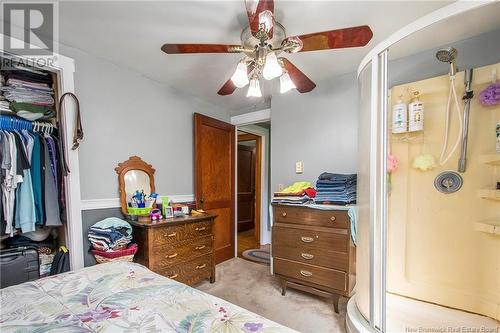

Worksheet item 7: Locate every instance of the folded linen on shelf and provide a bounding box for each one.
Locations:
[271,194,311,205]
[9,102,56,120]
[314,172,357,205]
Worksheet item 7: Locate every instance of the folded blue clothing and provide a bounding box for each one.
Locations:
[318,172,357,181]
[316,191,356,196]
[314,200,356,205]
[88,227,130,243]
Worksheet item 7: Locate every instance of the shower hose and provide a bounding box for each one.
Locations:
[439,74,463,165]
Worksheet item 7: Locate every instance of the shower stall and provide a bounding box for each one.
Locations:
[347,2,500,332]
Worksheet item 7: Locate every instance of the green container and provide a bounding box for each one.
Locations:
[127,207,152,216]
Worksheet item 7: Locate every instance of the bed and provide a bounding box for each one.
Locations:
[0,261,297,332]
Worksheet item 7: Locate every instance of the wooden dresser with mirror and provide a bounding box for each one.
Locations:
[115,156,216,285]
[271,204,356,313]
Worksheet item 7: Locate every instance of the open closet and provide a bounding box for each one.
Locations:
[0,41,83,287]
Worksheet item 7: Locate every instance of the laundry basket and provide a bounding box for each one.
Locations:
[91,244,138,264]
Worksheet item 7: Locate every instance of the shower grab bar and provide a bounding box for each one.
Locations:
[458,68,474,173]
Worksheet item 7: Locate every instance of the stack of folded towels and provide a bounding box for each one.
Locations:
[88,218,133,252]
[0,69,56,120]
[314,173,357,205]
[272,181,316,205]
[0,75,10,113]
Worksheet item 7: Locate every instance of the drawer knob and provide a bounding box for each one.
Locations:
[195,245,206,250]
[300,270,313,277]
[301,253,314,260]
[166,232,177,237]
[167,253,178,259]
[196,264,207,269]
[282,212,287,217]
[195,227,206,231]
[330,216,336,222]
[168,273,178,279]
[301,236,314,243]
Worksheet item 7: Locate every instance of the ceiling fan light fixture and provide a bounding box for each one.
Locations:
[246,76,262,98]
[262,52,282,80]
[231,61,249,88]
[280,71,296,94]
[258,10,274,33]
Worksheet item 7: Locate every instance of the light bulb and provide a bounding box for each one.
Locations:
[230,61,249,88]
[259,10,273,33]
[280,72,296,93]
[262,52,283,80]
[246,77,262,98]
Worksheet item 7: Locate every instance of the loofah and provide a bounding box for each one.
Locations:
[412,154,436,171]
[388,154,399,173]
[479,83,500,106]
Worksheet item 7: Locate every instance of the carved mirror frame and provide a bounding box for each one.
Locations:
[115,156,156,216]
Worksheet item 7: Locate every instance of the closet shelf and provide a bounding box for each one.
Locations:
[474,220,500,235]
[477,189,500,201]
[478,154,500,166]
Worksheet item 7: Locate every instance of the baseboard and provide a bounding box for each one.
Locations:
[81,194,195,211]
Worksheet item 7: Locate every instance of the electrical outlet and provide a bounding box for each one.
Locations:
[278,184,285,191]
[295,161,304,174]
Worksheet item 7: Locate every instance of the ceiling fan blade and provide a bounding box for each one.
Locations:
[281,58,316,93]
[286,25,373,52]
[245,0,274,36]
[161,43,242,54]
[218,79,237,96]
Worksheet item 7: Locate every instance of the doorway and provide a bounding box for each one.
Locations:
[236,121,271,265]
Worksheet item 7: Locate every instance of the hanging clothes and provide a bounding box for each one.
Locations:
[41,133,61,227]
[14,130,36,233]
[0,118,64,235]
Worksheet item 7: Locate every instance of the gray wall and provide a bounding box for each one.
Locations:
[270,72,359,192]
[389,28,500,87]
[59,44,230,200]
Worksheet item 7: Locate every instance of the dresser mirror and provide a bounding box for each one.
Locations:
[115,156,156,215]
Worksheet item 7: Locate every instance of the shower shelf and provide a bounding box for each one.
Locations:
[477,189,500,201]
[478,154,500,166]
[474,220,500,235]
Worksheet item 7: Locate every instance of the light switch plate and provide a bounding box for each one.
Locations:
[295,161,304,174]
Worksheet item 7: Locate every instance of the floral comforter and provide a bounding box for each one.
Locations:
[0,261,297,332]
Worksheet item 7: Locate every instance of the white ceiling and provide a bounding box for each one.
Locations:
[58,1,452,114]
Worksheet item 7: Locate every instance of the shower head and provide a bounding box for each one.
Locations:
[436,47,458,76]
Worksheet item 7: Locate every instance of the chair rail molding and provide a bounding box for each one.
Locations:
[81,195,195,211]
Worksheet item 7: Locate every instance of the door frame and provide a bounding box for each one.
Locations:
[231,109,271,255]
[237,132,262,244]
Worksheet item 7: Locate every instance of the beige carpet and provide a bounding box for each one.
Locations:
[197,258,347,333]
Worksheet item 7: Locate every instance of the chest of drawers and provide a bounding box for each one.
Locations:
[272,204,356,313]
[129,214,216,286]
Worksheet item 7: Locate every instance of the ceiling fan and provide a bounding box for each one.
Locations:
[161,0,373,97]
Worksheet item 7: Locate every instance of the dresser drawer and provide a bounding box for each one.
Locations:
[273,237,348,271]
[159,254,212,285]
[274,206,349,229]
[185,221,213,239]
[152,236,213,270]
[272,226,348,254]
[152,224,186,247]
[274,257,346,292]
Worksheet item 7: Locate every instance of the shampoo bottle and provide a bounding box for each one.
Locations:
[408,91,424,132]
[392,95,407,134]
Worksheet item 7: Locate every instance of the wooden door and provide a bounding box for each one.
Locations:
[194,113,235,264]
[237,144,255,232]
